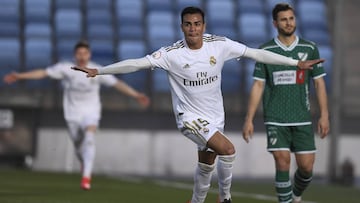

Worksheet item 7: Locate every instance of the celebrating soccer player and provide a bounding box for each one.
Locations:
[242,3,330,203]
[73,7,323,203]
[3,41,150,190]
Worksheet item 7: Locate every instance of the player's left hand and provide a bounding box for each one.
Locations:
[135,93,150,108]
[297,59,325,70]
[242,120,254,143]
[317,116,329,138]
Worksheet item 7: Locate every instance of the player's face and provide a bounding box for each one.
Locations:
[274,10,296,37]
[181,13,206,49]
[74,47,91,67]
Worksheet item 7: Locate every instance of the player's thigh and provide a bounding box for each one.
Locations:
[292,125,316,154]
[80,115,100,133]
[272,150,291,171]
[266,125,292,152]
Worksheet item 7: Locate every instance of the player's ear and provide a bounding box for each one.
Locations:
[272,20,278,29]
[202,22,206,33]
[88,50,92,58]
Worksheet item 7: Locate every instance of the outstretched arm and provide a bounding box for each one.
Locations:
[243,48,324,70]
[314,77,329,138]
[113,80,150,108]
[72,57,152,77]
[242,80,265,143]
[3,69,48,84]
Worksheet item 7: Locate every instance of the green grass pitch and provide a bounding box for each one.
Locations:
[0,169,359,203]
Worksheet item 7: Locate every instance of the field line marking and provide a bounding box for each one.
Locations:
[153,180,318,203]
[115,176,317,203]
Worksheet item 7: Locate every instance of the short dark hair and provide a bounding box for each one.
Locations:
[181,6,205,23]
[74,40,90,52]
[272,3,294,21]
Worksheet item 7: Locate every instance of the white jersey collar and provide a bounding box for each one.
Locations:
[184,41,204,53]
[274,36,299,51]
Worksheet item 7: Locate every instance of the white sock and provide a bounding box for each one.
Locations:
[217,154,235,201]
[81,131,96,178]
[191,162,215,203]
[293,193,302,202]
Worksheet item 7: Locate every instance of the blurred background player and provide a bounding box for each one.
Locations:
[3,41,150,190]
[242,3,329,203]
[72,7,323,203]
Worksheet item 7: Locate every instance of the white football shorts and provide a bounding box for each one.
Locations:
[66,115,99,145]
[178,114,224,151]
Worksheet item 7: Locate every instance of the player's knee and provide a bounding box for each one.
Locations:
[222,143,235,155]
[225,147,235,156]
[274,157,291,170]
[85,125,97,132]
[273,152,290,168]
[85,139,94,146]
[84,132,95,146]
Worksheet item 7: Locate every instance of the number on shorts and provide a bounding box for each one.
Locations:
[183,118,210,135]
[197,118,209,126]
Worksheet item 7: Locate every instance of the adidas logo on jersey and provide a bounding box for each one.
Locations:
[183,64,190,69]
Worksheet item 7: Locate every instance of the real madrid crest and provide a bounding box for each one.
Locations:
[202,127,209,134]
[209,56,216,66]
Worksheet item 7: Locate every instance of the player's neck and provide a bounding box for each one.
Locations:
[277,34,296,47]
[77,62,88,68]
[186,40,203,50]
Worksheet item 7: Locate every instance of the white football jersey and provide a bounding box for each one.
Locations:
[147,34,247,129]
[46,61,117,123]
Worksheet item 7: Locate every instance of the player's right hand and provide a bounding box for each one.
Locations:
[242,120,254,143]
[135,93,151,108]
[3,72,19,84]
[71,66,98,77]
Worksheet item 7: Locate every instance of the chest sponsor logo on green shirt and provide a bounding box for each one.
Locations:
[273,70,306,85]
[273,70,296,85]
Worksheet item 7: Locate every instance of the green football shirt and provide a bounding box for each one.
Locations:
[253,36,326,126]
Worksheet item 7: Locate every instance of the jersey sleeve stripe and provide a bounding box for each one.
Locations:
[312,73,326,79]
[203,35,226,42]
[262,45,279,50]
[164,41,185,52]
[297,44,315,50]
[253,77,265,81]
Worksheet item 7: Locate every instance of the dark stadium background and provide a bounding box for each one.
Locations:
[0,1,359,202]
